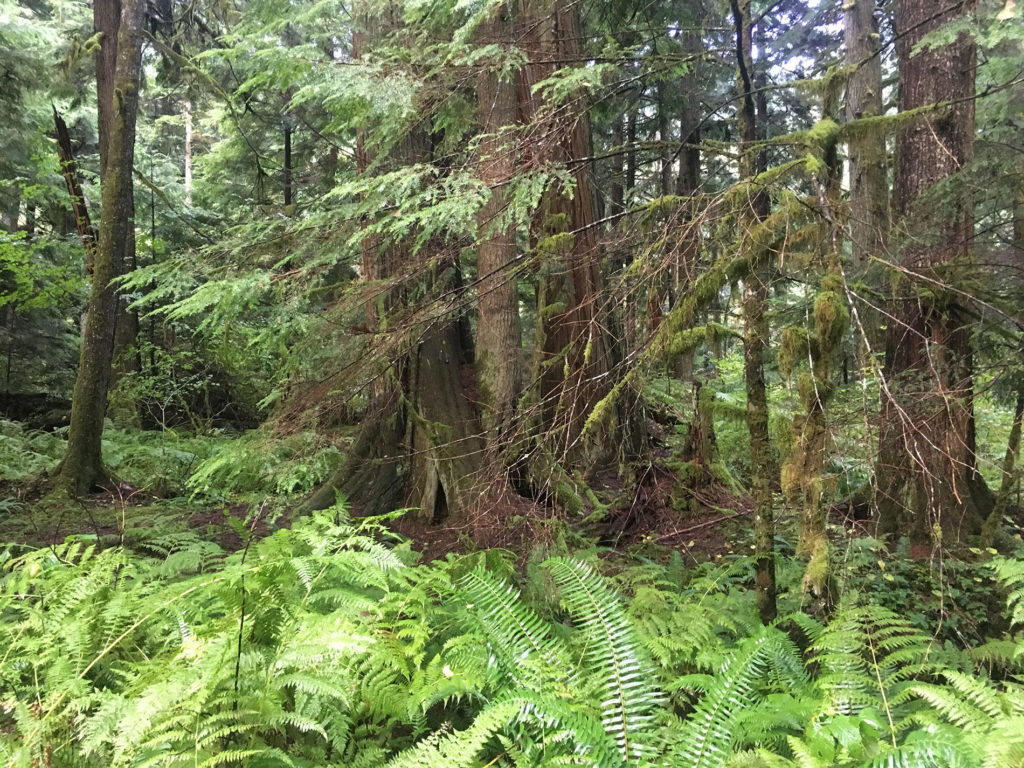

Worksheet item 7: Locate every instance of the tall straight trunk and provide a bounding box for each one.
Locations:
[283,123,293,207]
[675,28,702,383]
[844,0,888,264]
[94,0,139,412]
[94,0,119,179]
[876,0,987,544]
[626,106,637,202]
[59,0,145,495]
[733,0,776,624]
[520,0,616,464]
[657,79,672,197]
[475,4,522,452]
[611,115,625,215]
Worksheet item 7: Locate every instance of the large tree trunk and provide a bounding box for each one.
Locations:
[311,12,486,525]
[58,0,145,495]
[520,0,619,469]
[475,4,522,455]
[844,0,888,266]
[875,0,989,544]
[733,0,776,625]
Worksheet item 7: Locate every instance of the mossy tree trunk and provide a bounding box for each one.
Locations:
[58,0,145,495]
[95,0,140,426]
[733,0,776,625]
[876,0,990,545]
[674,27,702,386]
[53,108,96,272]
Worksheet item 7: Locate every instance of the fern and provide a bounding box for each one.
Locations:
[546,557,664,763]
[666,627,804,768]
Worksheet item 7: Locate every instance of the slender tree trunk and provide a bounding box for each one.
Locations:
[876,0,987,544]
[844,0,888,265]
[657,79,672,198]
[283,123,293,207]
[611,115,625,216]
[94,0,140,419]
[183,97,193,207]
[675,28,702,383]
[733,0,776,624]
[59,0,146,495]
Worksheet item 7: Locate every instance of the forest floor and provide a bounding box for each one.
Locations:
[0,469,752,565]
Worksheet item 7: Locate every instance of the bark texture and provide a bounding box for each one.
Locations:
[59,0,145,495]
[876,0,989,544]
[53,108,96,272]
[519,0,617,466]
[475,4,522,453]
[733,0,776,625]
[844,0,888,264]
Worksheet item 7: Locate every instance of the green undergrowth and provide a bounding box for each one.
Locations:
[0,419,230,494]
[2,504,1024,768]
[0,420,343,502]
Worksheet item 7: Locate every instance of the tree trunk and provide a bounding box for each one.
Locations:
[311,11,486,526]
[475,4,522,455]
[675,28,702,383]
[611,115,625,216]
[94,0,140,422]
[733,0,776,624]
[876,0,988,544]
[184,97,193,206]
[520,0,618,468]
[283,123,293,207]
[844,0,888,265]
[58,0,145,495]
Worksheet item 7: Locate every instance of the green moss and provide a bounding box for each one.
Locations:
[553,479,584,516]
[802,536,830,596]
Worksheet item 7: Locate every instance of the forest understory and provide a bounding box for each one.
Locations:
[5,0,1024,765]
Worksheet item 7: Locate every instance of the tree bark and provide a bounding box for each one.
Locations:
[59,0,146,495]
[475,4,522,455]
[844,0,888,265]
[876,0,988,544]
[733,0,776,625]
[675,28,702,383]
[519,0,617,467]
[184,97,193,207]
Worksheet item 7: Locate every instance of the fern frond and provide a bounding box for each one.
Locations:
[666,627,798,768]
[546,558,663,763]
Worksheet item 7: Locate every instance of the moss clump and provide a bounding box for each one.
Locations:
[802,536,830,597]
[553,478,585,516]
[779,325,809,378]
[780,458,801,501]
[813,288,848,348]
